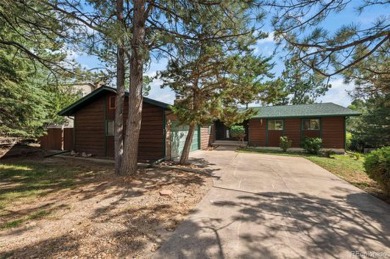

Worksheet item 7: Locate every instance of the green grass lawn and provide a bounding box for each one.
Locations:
[0,160,106,229]
[0,163,77,206]
[239,147,388,202]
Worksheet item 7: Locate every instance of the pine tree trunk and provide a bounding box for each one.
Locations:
[179,123,195,164]
[120,0,145,175]
[114,46,125,174]
[114,0,125,175]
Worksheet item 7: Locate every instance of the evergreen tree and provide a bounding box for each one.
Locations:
[346,42,389,150]
[262,58,331,106]
[0,1,87,137]
[344,42,390,98]
[0,74,49,137]
[0,60,80,137]
[257,78,289,106]
[264,0,389,77]
[159,3,272,164]
[48,0,264,174]
[280,58,331,105]
[348,95,390,150]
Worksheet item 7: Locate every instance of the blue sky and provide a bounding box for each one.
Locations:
[74,1,388,107]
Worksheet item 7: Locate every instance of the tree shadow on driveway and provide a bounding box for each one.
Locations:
[155,190,390,258]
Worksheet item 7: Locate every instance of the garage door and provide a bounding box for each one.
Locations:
[171,122,200,159]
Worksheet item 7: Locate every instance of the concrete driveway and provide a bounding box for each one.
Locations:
[155,148,390,259]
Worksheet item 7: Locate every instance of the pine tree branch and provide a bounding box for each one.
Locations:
[297,35,390,76]
[286,31,389,53]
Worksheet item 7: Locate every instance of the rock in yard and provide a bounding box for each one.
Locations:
[159,189,173,196]
[132,180,143,185]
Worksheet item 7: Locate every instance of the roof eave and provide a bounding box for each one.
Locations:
[252,113,361,119]
[58,86,170,116]
[58,86,112,116]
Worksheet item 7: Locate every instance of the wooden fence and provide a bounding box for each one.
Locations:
[40,128,73,151]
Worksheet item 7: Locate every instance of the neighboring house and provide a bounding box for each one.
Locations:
[214,103,360,150]
[58,86,211,162]
[67,83,98,97]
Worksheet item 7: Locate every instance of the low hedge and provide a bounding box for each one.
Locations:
[302,137,322,155]
[364,147,390,194]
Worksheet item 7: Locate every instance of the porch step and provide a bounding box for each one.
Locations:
[212,140,248,147]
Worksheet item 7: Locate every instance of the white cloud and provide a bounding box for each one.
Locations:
[66,49,80,60]
[254,44,274,56]
[253,31,277,55]
[318,78,355,107]
[147,87,175,104]
[257,31,275,44]
[145,71,157,78]
[146,78,175,104]
[143,59,175,103]
[145,74,356,108]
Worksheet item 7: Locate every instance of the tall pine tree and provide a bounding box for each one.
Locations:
[159,3,272,164]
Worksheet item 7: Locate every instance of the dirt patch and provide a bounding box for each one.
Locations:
[0,157,214,258]
[0,143,45,159]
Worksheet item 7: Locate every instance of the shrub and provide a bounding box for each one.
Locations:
[323,149,336,158]
[302,137,322,155]
[355,152,361,160]
[364,147,390,194]
[349,135,365,152]
[347,151,361,160]
[346,132,352,150]
[230,125,246,141]
[279,136,292,152]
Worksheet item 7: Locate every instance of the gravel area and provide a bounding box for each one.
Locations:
[0,157,213,258]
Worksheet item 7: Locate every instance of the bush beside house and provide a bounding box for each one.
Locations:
[364,147,390,194]
[279,136,292,152]
[302,137,322,155]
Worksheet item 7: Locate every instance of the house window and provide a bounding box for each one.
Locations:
[303,119,320,130]
[108,96,116,109]
[268,120,284,130]
[106,120,114,136]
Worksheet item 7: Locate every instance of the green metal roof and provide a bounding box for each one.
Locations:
[249,103,360,119]
[58,86,170,116]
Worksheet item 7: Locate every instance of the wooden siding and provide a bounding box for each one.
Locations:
[105,94,165,161]
[268,130,282,146]
[74,96,105,156]
[73,94,165,160]
[248,119,266,146]
[248,116,345,149]
[63,128,74,150]
[106,136,114,157]
[137,102,165,161]
[284,119,301,147]
[301,130,321,139]
[322,117,345,148]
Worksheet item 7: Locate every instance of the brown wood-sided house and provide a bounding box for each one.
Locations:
[58,86,212,162]
[214,103,360,150]
[58,87,359,160]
